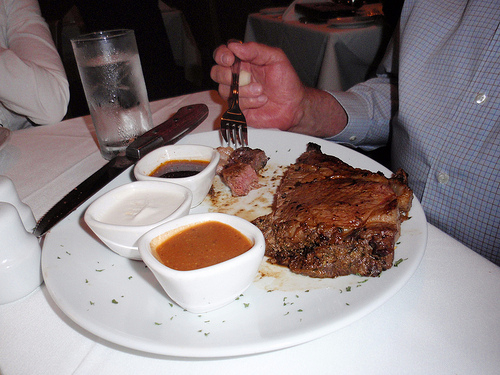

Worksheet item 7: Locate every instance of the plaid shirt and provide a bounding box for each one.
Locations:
[330,0,500,265]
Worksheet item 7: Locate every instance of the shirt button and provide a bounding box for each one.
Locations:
[437,172,450,184]
[349,136,357,141]
[474,93,487,104]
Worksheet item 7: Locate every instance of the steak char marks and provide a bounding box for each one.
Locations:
[252,143,413,278]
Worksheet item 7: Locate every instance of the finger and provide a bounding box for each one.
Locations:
[210,65,232,86]
[238,82,263,98]
[218,84,230,101]
[239,94,268,110]
[217,82,263,103]
[228,42,289,67]
[213,44,235,67]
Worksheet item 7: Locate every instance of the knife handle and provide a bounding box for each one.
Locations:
[126,104,209,159]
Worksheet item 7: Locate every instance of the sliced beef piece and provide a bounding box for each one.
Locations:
[221,163,261,197]
[228,147,269,171]
[252,143,413,278]
[216,147,269,196]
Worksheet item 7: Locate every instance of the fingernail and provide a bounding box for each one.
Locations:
[222,53,232,66]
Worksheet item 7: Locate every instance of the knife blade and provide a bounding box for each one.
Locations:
[33,103,209,238]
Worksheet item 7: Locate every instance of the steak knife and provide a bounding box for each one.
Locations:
[33,103,209,238]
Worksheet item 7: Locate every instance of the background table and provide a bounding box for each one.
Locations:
[245,11,387,91]
[1,90,499,374]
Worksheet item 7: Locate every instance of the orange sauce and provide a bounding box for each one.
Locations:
[154,221,253,271]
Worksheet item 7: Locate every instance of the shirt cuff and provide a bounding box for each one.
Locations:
[323,91,371,147]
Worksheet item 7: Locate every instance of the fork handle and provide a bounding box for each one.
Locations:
[229,58,241,109]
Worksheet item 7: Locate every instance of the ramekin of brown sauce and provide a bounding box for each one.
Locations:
[138,213,265,313]
[134,145,220,207]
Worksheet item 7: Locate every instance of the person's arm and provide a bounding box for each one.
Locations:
[0,0,69,126]
[211,40,397,149]
[326,76,395,150]
[211,41,347,138]
[327,32,398,150]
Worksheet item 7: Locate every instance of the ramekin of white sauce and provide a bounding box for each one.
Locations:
[84,181,192,259]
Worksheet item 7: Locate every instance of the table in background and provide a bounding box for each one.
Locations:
[0,90,499,374]
[245,11,387,91]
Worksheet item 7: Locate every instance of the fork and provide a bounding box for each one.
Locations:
[220,53,248,147]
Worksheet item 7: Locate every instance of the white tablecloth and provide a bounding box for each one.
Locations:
[245,11,385,91]
[1,90,499,374]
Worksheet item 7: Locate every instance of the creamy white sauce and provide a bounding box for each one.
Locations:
[98,189,184,226]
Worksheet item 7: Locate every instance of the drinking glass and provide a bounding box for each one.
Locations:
[71,29,154,160]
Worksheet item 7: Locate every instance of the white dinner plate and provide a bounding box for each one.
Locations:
[42,129,427,358]
[0,127,11,152]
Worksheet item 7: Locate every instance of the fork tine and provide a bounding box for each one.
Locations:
[229,122,238,145]
[240,124,248,147]
[221,121,230,143]
[233,123,247,147]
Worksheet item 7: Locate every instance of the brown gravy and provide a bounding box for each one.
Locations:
[154,221,253,271]
[150,159,209,178]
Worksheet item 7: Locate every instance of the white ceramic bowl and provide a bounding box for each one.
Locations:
[138,213,265,313]
[133,144,220,207]
[84,181,192,259]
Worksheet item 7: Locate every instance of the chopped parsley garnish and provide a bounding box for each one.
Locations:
[394,258,408,267]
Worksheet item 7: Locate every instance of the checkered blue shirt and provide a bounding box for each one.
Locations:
[329,0,500,265]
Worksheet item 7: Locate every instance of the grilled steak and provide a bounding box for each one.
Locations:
[252,143,413,278]
[217,147,269,196]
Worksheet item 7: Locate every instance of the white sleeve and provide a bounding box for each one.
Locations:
[0,0,70,126]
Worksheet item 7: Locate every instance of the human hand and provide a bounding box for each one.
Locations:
[211,41,306,131]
